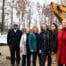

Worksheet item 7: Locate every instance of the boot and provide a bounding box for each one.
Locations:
[17,64,20,66]
[11,64,14,66]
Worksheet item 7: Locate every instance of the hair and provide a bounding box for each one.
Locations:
[33,26,39,33]
[62,18,66,23]
[41,23,48,28]
[33,26,38,30]
[51,23,58,31]
[22,28,26,33]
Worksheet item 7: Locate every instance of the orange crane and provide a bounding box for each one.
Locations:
[51,2,66,23]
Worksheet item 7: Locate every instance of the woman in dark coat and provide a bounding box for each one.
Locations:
[50,23,58,54]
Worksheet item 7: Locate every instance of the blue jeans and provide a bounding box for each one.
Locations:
[40,50,51,66]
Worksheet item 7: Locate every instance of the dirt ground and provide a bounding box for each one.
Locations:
[0,46,58,66]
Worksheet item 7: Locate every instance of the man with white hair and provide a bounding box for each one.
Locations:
[7,23,22,66]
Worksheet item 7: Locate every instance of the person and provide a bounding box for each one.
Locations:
[7,23,22,66]
[50,23,58,53]
[57,19,66,66]
[20,28,27,66]
[28,27,38,66]
[39,23,51,66]
[26,28,30,66]
[49,23,58,64]
[32,26,41,66]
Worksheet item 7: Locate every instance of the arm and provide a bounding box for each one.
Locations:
[7,30,11,46]
[39,33,43,53]
[20,35,24,53]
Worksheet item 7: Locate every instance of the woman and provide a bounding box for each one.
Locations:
[33,26,41,66]
[57,19,66,66]
[50,23,58,54]
[28,26,39,66]
[20,28,29,66]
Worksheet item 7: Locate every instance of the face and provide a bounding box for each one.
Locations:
[62,19,66,28]
[33,27,38,33]
[50,24,56,31]
[13,24,18,29]
[41,24,47,31]
[26,28,30,34]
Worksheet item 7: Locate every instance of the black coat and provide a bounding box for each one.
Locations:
[34,33,40,51]
[7,29,22,47]
[39,30,50,52]
[49,30,58,53]
[26,33,30,52]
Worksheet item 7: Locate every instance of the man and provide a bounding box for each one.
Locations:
[39,23,51,66]
[7,23,22,66]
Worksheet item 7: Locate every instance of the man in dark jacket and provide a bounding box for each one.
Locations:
[7,24,22,66]
[39,23,51,66]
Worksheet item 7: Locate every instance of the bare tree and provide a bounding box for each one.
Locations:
[37,1,42,24]
[16,0,28,26]
[42,4,54,24]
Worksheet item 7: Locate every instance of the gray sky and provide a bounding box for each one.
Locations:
[33,0,61,5]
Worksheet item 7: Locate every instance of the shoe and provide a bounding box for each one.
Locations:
[17,64,20,66]
[11,64,14,66]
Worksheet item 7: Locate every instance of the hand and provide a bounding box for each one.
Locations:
[39,50,42,54]
[31,50,34,52]
[52,51,55,55]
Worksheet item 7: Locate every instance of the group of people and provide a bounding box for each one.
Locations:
[7,19,66,66]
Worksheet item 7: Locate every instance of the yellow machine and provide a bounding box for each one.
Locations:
[51,2,66,23]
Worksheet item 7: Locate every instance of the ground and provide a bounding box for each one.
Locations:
[0,46,58,66]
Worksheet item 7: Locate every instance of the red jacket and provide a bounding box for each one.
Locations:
[57,28,66,64]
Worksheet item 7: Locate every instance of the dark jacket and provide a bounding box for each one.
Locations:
[7,29,22,47]
[49,30,58,53]
[39,30,50,51]
[26,33,30,52]
[34,33,40,51]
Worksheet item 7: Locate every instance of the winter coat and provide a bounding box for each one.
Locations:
[49,30,58,53]
[34,33,40,51]
[20,33,27,55]
[57,28,66,64]
[26,33,30,52]
[29,33,37,52]
[39,30,50,52]
[7,29,22,47]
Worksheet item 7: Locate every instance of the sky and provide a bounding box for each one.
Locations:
[33,0,61,5]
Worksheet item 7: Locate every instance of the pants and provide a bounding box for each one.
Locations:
[58,63,63,66]
[27,51,37,66]
[10,47,20,65]
[22,55,26,66]
[58,63,66,66]
[37,51,41,66]
[40,50,51,66]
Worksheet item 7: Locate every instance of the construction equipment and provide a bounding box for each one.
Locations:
[51,2,66,23]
